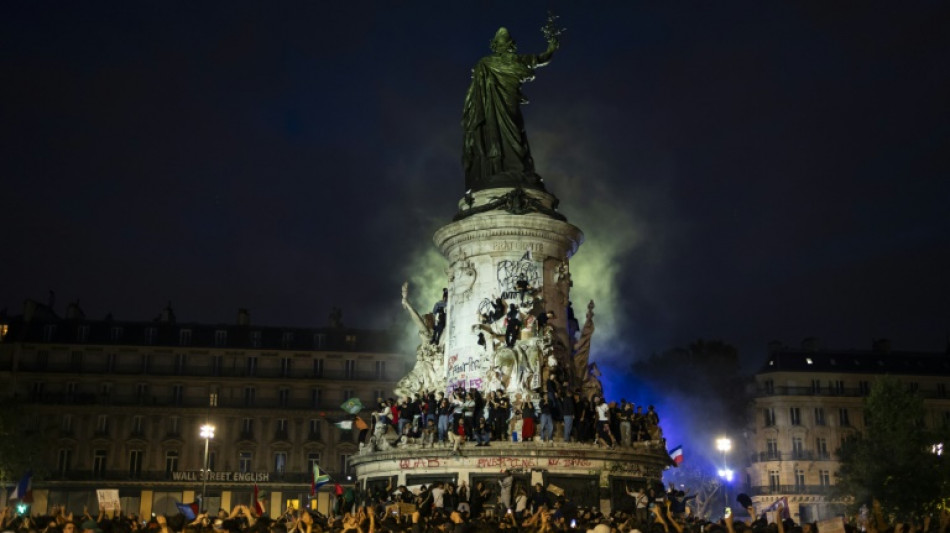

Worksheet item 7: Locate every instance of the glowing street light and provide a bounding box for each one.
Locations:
[200,424,215,506]
[716,436,732,508]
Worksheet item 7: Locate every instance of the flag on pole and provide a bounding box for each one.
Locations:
[340,397,364,415]
[8,471,33,503]
[253,484,264,516]
[311,465,331,495]
[669,445,684,466]
[176,501,199,521]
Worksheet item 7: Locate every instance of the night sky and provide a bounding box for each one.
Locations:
[3,1,949,385]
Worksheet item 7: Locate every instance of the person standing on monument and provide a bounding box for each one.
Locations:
[462,14,562,191]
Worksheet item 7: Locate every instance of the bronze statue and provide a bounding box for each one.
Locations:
[462,13,563,192]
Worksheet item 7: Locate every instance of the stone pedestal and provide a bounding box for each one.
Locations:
[432,188,583,394]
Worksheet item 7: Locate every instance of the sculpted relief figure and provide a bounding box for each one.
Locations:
[395,282,446,397]
[462,14,562,192]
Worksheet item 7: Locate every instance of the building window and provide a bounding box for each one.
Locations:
[0,323,8,341]
[208,451,217,471]
[168,416,180,437]
[239,451,252,473]
[766,438,778,460]
[309,419,322,440]
[76,326,89,342]
[246,356,257,376]
[110,326,123,342]
[789,407,802,426]
[244,387,256,407]
[36,350,49,370]
[274,452,287,473]
[179,329,192,346]
[764,408,776,427]
[814,407,826,426]
[345,335,357,349]
[174,353,186,375]
[278,388,290,407]
[276,419,288,440]
[250,331,261,348]
[106,353,116,373]
[144,327,157,344]
[93,450,107,477]
[839,408,850,427]
[96,414,109,435]
[209,391,218,407]
[129,450,144,477]
[307,453,321,472]
[172,384,184,406]
[831,380,845,394]
[281,357,293,377]
[768,470,780,491]
[816,437,829,459]
[313,359,324,377]
[344,360,356,379]
[61,414,73,434]
[819,470,831,487]
[43,324,57,341]
[811,380,821,394]
[57,449,72,476]
[165,451,179,475]
[938,384,947,398]
[241,418,254,439]
[859,381,870,395]
[30,382,45,401]
[313,333,326,349]
[70,351,83,372]
[215,330,227,347]
[131,415,144,436]
[101,382,113,398]
[66,382,79,400]
[311,388,322,408]
[908,382,919,393]
[141,354,151,373]
[136,383,149,403]
[281,332,294,348]
[343,389,354,401]
[373,389,385,403]
[791,437,804,458]
[375,361,386,379]
[794,469,805,489]
[211,355,222,376]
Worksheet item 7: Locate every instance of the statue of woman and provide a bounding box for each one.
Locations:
[461,15,561,192]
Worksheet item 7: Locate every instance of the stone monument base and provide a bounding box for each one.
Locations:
[350,439,670,513]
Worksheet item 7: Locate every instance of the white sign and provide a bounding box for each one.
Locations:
[97,489,120,511]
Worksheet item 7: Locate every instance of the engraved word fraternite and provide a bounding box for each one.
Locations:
[462,14,563,192]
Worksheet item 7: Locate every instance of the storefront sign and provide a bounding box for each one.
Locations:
[171,471,271,482]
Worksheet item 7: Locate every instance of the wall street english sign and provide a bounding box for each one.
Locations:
[171,471,272,482]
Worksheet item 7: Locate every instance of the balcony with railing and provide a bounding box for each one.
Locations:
[750,485,836,496]
[748,451,836,463]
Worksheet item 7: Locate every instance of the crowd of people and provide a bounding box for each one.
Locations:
[359,383,663,454]
[6,487,937,533]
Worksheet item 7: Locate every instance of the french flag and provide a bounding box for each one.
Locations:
[9,471,33,503]
[669,446,684,466]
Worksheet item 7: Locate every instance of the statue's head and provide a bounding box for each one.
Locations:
[490,27,517,53]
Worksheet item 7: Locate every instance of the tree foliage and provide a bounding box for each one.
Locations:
[835,375,950,519]
[0,398,49,484]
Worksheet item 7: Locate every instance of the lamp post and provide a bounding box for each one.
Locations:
[200,424,215,508]
[716,437,733,509]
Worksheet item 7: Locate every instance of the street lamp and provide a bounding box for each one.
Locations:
[716,437,732,508]
[200,424,215,508]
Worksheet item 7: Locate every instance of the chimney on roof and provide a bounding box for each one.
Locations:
[237,308,250,326]
[872,338,891,353]
[159,301,176,323]
[767,340,784,354]
[801,337,819,352]
[66,299,85,320]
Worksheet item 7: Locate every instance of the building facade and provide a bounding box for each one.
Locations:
[0,301,402,517]
[744,339,950,523]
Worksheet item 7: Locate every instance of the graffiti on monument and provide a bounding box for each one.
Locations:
[496,252,542,301]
